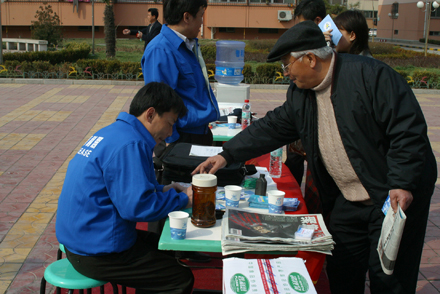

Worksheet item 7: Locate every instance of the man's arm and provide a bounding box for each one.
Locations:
[105,143,189,222]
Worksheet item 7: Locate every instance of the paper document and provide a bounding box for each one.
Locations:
[377,203,407,275]
[318,14,342,46]
[189,145,223,157]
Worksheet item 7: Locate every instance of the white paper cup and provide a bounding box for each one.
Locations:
[168,211,189,240]
[267,190,285,214]
[224,185,242,208]
[227,116,237,129]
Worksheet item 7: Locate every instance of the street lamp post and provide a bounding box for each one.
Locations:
[417,0,440,56]
[388,11,399,41]
[0,0,3,64]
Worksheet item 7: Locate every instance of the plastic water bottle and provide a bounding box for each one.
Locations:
[269,148,283,178]
[215,40,245,85]
[241,99,251,130]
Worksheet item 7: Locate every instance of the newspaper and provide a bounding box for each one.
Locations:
[221,207,334,255]
[377,203,407,275]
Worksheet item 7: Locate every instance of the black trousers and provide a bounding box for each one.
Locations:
[65,230,194,294]
[326,193,430,294]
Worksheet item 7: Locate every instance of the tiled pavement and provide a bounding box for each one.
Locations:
[0,81,439,294]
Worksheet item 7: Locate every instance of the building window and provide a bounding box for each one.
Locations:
[219,27,236,33]
[363,10,378,19]
[394,30,398,35]
[248,0,289,3]
[429,31,440,36]
[432,8,440,18]
[258,28,279,34]
[210,0,246,2]
[78,26,99,32]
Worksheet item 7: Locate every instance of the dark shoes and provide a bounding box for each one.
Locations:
[176,251,212,263]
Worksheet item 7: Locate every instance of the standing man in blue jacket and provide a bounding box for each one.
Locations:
[141,0,219,149]
[56,82,194,294]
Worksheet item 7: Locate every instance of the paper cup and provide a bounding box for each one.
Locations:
[224,185,242,208]
[227,116,237,129]
[168,211,189,240]
[267,190,285,214]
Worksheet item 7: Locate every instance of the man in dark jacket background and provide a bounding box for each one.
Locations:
[123,8,162,51]
[193,21,437,294]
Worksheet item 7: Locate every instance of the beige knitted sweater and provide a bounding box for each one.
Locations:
[312,53,371,202]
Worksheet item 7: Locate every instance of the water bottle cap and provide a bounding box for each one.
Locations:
[245,99,249,103]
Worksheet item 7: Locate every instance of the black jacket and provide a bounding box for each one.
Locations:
[129,21,162,50]
[221,53,436,214]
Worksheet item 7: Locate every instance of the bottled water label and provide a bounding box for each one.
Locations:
[270,148,283,157]
[269,148,283,178]
[215,67,243,77]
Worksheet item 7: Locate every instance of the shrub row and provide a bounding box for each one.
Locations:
[3,42,91,65]
[419,38,440,46]
[1,58,439,88]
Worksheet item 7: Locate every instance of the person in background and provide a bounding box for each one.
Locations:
[333,10,373,57]
[293,0,326,24]
[193,21,437,294]
[123,8,162,51]
[56,82,194,294]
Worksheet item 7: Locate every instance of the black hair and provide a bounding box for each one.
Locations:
[129,82,187,118]
[163,0,208,25]
[294,0,326,21]
[148,8,159,19]
[334,10,371,55]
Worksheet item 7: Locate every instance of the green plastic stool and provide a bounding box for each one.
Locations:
[40,258,108,294]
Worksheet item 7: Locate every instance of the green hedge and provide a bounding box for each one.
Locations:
[3,42,91,65]
[419,38,440,45]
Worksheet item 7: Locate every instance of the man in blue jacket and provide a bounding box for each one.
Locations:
[141,0,219,147]
[56,82,194,294]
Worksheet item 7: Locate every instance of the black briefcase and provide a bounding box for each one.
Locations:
[161,143,247,186]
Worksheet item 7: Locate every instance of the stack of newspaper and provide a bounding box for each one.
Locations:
[221,207,334,255]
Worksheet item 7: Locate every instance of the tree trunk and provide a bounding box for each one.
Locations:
[104,4,116,58]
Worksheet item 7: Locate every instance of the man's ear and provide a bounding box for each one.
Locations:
[183,12,191,24]
[144,107,156,123]
[305,53,318,68]
[314,16,323,24]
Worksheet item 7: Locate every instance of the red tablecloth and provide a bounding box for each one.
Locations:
[245,153,326,284]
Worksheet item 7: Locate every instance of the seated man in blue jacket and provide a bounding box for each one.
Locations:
[56,82,194,294]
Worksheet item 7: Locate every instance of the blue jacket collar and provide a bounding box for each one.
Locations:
[116,112,157,147]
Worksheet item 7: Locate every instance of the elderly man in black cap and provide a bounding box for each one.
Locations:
[193,20,437,294]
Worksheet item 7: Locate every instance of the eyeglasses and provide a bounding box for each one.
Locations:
[281,55,304,73]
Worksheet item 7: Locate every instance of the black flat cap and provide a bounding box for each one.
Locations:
[267,20,327,62]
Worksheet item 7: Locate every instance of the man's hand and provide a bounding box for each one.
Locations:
[137,31,143,38]
[163,182,186,193]
[389,189,413,213]
[192,155,227,175]
[185,185,193,209]
[122,29,130,35]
